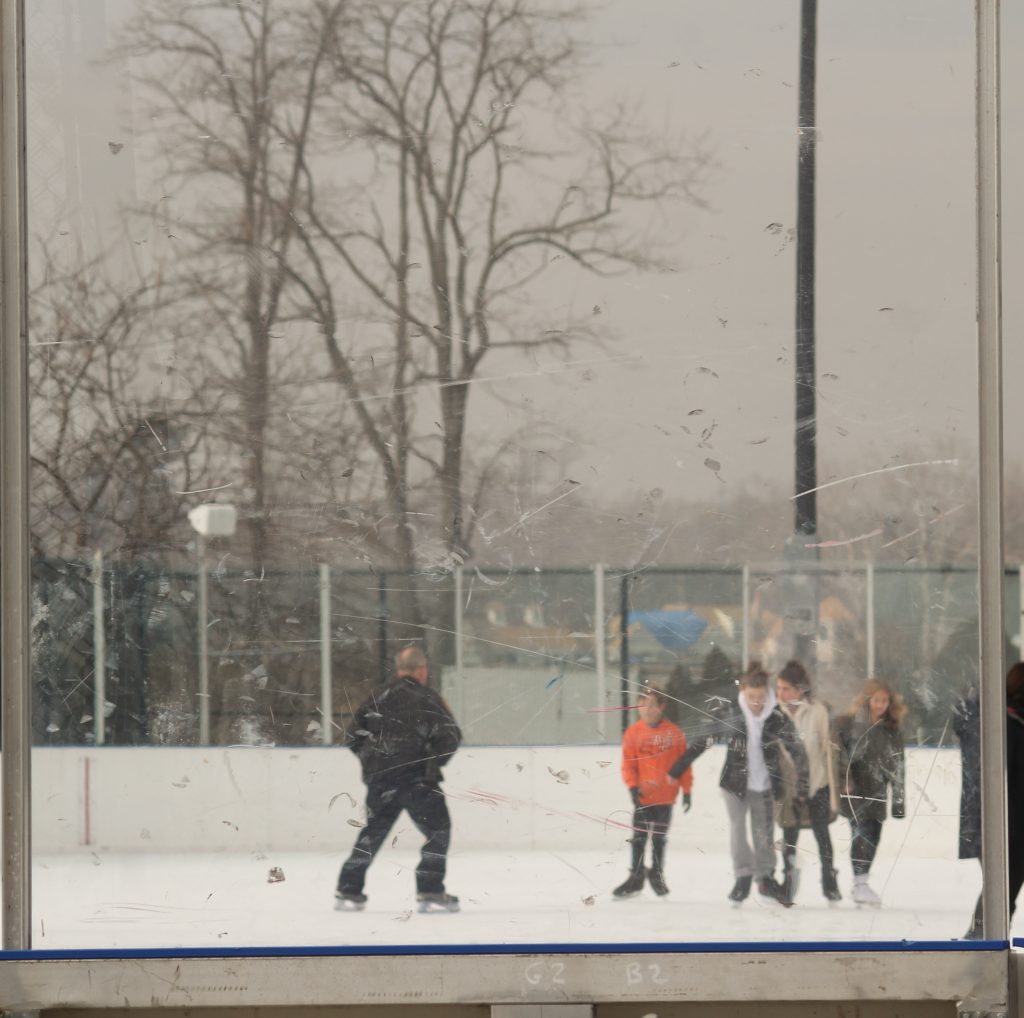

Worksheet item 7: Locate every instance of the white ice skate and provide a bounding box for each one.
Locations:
[417,891,460,913]
[851,875,881,907]
[334,891,367,911]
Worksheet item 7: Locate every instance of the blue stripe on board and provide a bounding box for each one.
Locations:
[0,940,1008,960]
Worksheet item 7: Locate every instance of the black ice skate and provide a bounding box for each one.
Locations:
[612,873,645,899]
[334,891,367,911]
[646,867,669,897]
[727,875,752,903]
[417,891,460,913]
[757,875,794,907]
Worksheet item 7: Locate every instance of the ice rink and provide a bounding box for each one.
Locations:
[30,739,1007,950]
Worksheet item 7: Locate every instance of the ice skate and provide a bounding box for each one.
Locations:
[612,873,645,899]
[822,867,842,904]
[757,875,794,907]
[727,875,752,904]
[334,891,367,911]
[851,874,881,907]
[646,867,669,897]
[416,891,460,913]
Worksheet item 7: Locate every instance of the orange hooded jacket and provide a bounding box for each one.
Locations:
[621,718,693,806]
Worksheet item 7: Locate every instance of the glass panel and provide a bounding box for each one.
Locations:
[26,0,990,951]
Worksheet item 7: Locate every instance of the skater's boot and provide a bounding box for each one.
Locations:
[613,872,645,898]
[851,874,881,907]
[417,891,460,912]
[728,875,753,903]
[334,891,368,911]
[646,867,669,897]
[821,866,842,903]
[757,874,794,907]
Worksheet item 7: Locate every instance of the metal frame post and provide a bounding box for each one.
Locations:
[866,561,875,679]
[619,575,631,735]
[197,536,210,745]
[376,573,388,686]
[92,550,106,746]
[454,565,464,723]
[594,563,606,740]
[319,563,332,745]
[741,563,750,667]
[976,0,1008,943]
[0,0,31,952]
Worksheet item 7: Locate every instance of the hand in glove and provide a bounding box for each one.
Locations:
[630,787,641,808]
[682,792,692,813]
[891,803,906,819]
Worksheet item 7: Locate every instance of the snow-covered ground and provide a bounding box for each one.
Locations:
[31,739,1006,950]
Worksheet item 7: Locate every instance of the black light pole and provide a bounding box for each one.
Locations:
[795,0,817,536]
[787,0,820,664]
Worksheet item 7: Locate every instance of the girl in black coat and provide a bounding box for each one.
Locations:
[833,678,906,907]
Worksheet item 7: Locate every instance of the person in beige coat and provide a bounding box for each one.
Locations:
[775,659,841,903]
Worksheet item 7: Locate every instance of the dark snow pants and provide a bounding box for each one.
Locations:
[629,803,672,876]
[849,817,883,875]
[782,786,835,875]
[338,780,451,895]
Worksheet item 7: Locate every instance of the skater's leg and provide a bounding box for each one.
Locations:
[630,805,652,875]
[405,783,453,894]
[781,824,799,876]
[749,790,776,879]
[647,804,672,875]
[338,784,403,894]
[723,790,755,878]
[850,817,883,876]
[808,786,835,872]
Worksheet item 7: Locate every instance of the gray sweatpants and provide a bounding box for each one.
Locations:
[723,788,776,879]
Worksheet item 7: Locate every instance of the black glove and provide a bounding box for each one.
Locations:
[682,792,692,813]
[630,787,641,808]
[892,803,905,819]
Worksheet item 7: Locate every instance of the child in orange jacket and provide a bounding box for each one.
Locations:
[613,688,696,898]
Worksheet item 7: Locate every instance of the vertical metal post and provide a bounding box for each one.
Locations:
[741,564,750,668]
[866,561,875,679]
[319,563,332,746]
[197,536,210,745]
[594,563,606,740]
[92,551,106,746]
[376,573,388,686]
[454,565,464,724]
[0,0,31,951]
[976,0,1008,943]
[619,575,631,735]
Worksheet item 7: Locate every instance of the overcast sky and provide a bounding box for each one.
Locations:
[26,0,1024,521]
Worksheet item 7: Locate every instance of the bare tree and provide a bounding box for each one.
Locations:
[285,0,714,592]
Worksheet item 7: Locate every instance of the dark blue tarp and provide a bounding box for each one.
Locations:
[631,610,707,650]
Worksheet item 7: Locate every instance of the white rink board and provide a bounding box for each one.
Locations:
[32,744,963,855]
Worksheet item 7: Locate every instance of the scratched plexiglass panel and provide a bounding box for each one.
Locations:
[26,0,991,951]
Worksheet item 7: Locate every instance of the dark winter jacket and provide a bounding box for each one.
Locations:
[1008,696,1024,848]
[669,698,808,802]
[953,688,981,859]
[834,712,905,824]
[345,676,461,787]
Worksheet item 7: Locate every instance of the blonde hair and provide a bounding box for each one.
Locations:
[846,677,906,728]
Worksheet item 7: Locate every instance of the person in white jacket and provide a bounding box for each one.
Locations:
[775,659,841,903]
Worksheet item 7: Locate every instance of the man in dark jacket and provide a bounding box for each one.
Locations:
[335,647,462,912]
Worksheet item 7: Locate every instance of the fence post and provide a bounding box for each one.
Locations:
[319,563,332,745]
[197,536,210,745]
[376,573,388,686]
[741,563,750,668]
[454,565,464,724]
[594,563,606,741]
[866,561,875,679]
[619,574,631,735]
[92,550,106,746]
